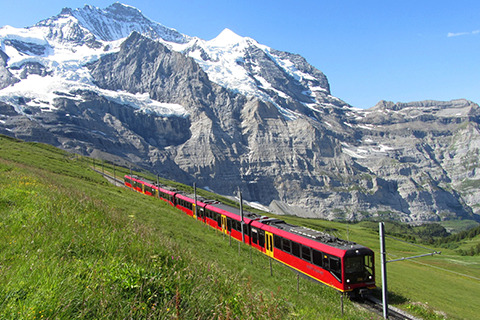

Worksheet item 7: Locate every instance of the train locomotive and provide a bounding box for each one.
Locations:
[124,175,375,295]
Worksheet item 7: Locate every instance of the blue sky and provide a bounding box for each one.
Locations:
[1,0,479,108]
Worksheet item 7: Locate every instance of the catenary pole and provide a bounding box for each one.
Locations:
[194,182,197,219]
[379,222,388,319]
[379,221,440,319]
[239,189,244,243]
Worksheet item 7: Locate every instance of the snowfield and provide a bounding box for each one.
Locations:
[0,3,340,121]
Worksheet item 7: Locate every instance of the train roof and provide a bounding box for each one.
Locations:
[206,202,263,221]
[207,202,368,253]
[261,219,369,252]
[126,175,178,194]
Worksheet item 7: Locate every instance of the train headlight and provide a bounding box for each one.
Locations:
[368,276,372,280]
[346,279,350,283]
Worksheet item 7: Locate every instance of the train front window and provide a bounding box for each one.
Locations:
[345,254,374,284]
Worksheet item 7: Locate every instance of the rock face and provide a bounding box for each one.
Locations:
[0,50,19,89]
[1,4,480,223]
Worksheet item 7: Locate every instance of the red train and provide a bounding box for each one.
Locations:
[124,175,375,295]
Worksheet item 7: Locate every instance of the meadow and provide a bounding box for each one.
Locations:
[1,134,479,319]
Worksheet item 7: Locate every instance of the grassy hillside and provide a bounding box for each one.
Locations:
[0,135,373,319]
[1,135,479,319]
[281,216,480,320]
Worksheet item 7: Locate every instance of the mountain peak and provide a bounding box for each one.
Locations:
[210,28,246,46]
[32,3,190,44]
[104,2,144,19]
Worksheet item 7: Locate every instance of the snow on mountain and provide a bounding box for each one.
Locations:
[0,3,192,118]
[173,29,269,100]
[0,25,49,49]
[0,2,339,121]
[66,3,189,43]
[168,27,340,120]
[0,72,187,117]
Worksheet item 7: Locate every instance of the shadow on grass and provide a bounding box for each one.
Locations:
[371,288,409,304]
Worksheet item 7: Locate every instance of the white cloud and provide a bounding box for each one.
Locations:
[447,30,480,37]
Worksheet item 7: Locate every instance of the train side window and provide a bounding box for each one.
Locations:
[274,235,282,249]
[330,256,342,281]
[251,228,258,244]
[291,241,300,257]
[313,250,323,267]
[258,230,265,248]
[282,238,291,253]
[323,254,330,270]
[227,218,232,231]
[244,224,250,237]
[365,254,374,277]
[302,245,312,262]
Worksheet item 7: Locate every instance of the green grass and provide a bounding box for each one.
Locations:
[439,219,480,234]
[0,135,374,319]
[2,135,480,319]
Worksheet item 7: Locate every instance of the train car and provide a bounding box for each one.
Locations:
[174,193,202,218]
[124,175,144,193]
[258,219,375,294]
[124,175,176,206]
[123,174,375,295]
[203,202,264,249]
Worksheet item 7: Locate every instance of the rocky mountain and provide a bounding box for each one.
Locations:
[1,3,479,223]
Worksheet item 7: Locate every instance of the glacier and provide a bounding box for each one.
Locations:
[1,2,341,121]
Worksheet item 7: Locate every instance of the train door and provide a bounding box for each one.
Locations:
[192,203,196,219]
[197,207,204,222]
[265,232,274,257]
[221,215,228,234]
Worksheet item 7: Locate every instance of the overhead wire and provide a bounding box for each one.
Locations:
[383,234,480,282]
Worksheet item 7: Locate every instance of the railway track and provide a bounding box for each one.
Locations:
[93,168,125,186]
[355,296,421,320]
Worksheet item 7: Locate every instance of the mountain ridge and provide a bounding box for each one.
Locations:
[1,3,479,223]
